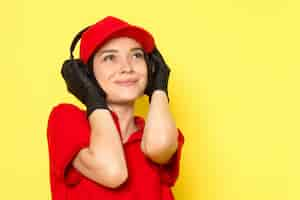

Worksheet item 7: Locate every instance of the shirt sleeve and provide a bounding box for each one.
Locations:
[157,128,185,187]
[47,103,90,186]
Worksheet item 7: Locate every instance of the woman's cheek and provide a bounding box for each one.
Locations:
[94,74,112,95]
[139,78,147,95]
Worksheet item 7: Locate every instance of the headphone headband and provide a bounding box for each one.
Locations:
[70,26,90,60]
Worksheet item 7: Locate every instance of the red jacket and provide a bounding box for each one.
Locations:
[47,103,184,200]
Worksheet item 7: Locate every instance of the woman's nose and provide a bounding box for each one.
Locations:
[120,58,134,73]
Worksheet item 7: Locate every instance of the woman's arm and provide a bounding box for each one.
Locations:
[141,90,179,165]
[73,109,128,188]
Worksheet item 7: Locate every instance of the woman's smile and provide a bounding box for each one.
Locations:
[115,79,139,87]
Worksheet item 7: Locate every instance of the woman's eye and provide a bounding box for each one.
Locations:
[103,54,115,62]
[133,52,144,59]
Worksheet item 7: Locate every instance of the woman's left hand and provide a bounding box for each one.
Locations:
[144,47,171,102]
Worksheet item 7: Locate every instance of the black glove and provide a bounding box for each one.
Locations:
[61,59,109,117]
[144,47,171,103]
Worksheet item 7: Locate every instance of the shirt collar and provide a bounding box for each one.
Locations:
[109,110,145,144]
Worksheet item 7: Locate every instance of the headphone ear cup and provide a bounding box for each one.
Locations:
[144,54,155,96]
[86,57,99,86]
[145,53,155,79]
[61,59,87,103]
[150,61,155,76]
[86,56,94,76]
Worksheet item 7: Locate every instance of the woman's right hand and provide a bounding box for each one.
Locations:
[61,59,109,116]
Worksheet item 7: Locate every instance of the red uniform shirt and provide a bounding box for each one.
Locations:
[47,103,184,200]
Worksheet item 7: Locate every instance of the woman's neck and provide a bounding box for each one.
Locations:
[108,102,138,142]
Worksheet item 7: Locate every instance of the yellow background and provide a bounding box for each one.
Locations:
[1,0,299,199]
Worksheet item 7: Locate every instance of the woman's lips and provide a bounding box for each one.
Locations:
[115,80,138,86]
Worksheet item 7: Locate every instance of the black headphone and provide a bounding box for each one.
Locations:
[69,26,90,60]
[61,25,99,82]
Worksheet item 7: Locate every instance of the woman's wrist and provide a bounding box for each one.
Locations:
[152,90,166,96]
[151,89,169,102]
[151,90,169,103]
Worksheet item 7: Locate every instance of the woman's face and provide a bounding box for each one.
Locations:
[92,37,148,104]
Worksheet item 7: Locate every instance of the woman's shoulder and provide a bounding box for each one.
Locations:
[48,103,86,120]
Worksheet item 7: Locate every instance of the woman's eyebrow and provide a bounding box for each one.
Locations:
[97,47,143,56]
[131,47,144,52]
[97,49,118,56]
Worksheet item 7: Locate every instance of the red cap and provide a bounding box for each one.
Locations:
[80,16,155,64]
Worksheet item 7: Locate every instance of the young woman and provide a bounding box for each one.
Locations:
[47,16,185,200]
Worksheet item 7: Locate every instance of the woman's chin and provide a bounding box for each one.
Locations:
[107,93,141,105]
